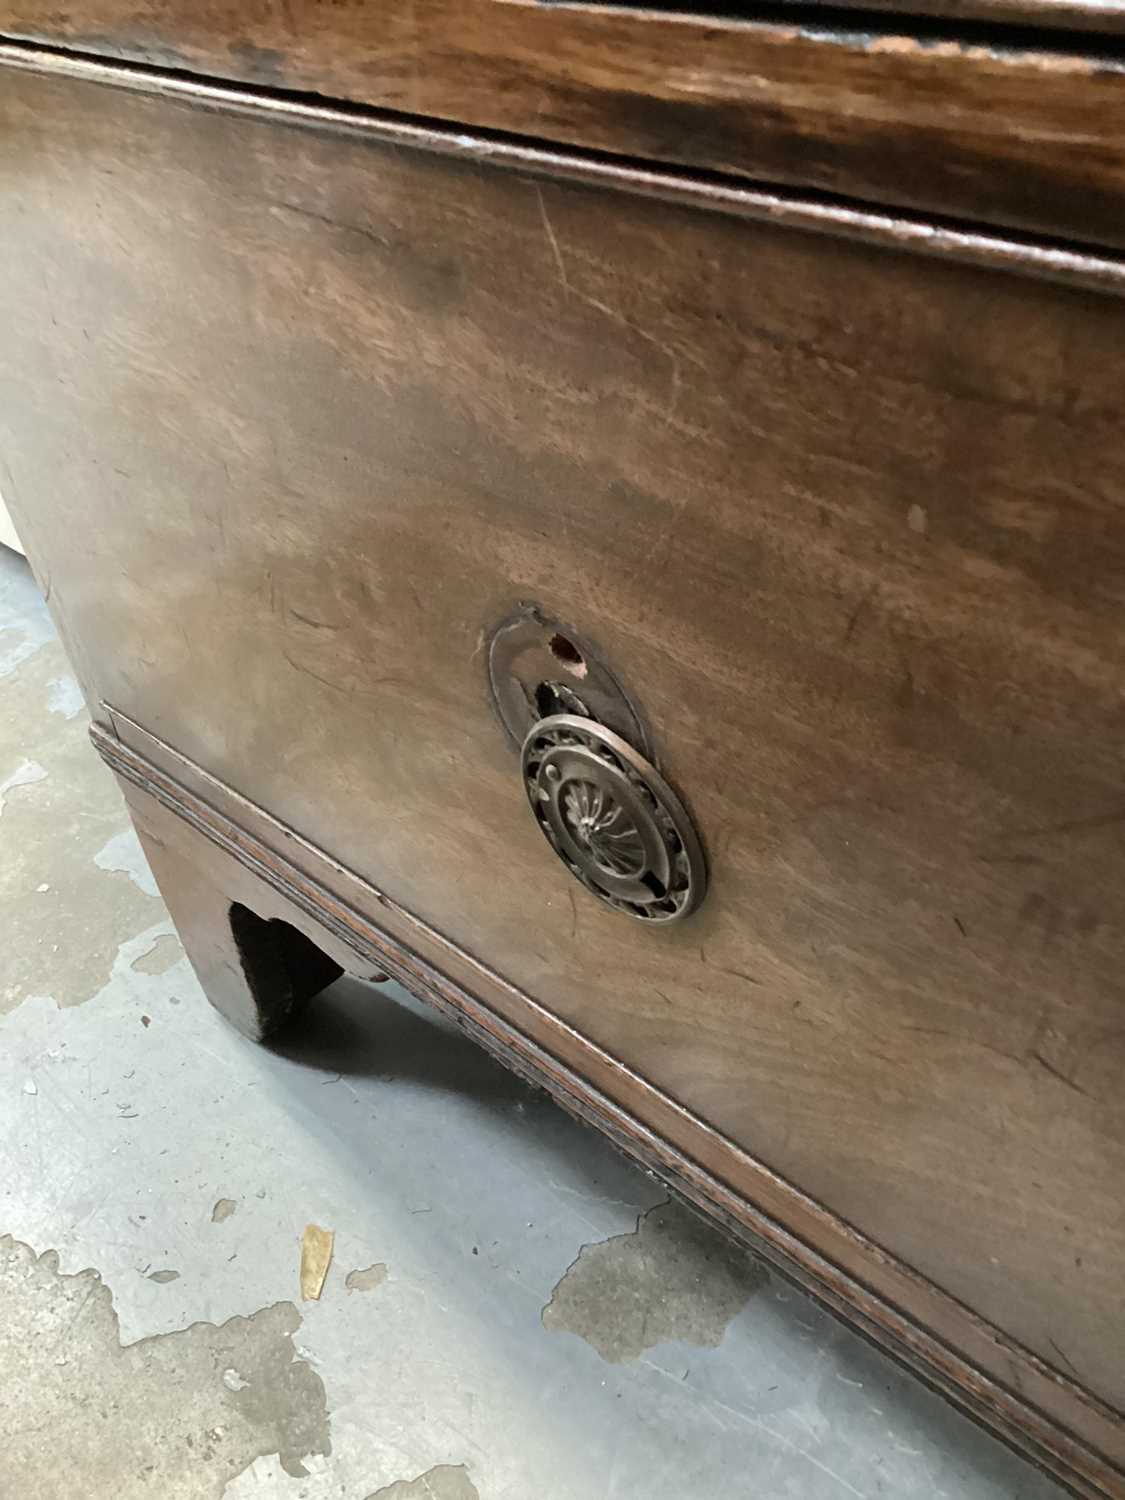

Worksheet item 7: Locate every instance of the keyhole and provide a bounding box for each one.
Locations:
[548,633,587,678]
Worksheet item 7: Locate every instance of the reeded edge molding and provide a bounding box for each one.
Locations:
[90,714,1125,1499]
[3,38,1125,297]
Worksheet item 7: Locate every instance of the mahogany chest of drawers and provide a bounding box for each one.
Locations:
[2,3,1124,1492]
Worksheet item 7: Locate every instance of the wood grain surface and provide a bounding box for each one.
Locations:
[2,59,1124,1468]
[3,1,1125,250]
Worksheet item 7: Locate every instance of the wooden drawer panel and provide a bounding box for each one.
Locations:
[2,64,1124,1429]
[5,3,1125,251]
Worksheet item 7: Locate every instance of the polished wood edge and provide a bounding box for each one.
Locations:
[541,0,1125,38]
[3,38,1125,298]
[90,713,1125,1497]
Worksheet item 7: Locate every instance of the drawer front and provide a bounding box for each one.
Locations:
[5,4,1125,250]
[2,68,1124,1416]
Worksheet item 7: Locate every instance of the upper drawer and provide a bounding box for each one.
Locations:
[2,65,1124,1418]
[4,1,1125,249]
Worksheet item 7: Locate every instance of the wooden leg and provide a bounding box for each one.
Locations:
[133,822,344,1041]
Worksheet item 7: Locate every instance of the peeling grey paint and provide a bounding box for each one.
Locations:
[0,622,47,678]
[0,1235,331,1497]
[94,828,161,898]
[131,932,183,976]
[367,1465,480,1500]
[0,757,47,816]
[543,1200,767,1363]
[345,1263,388,1293]
[0,554,55,673]
[212,1198,238,1224]
[0,635,159,1015]
[0,619,55,679]
[46,673,85,719]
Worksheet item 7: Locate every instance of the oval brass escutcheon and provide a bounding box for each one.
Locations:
[521,714,707,924]
[488,607,651,755]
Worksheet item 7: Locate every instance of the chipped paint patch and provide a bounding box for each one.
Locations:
[0,757,47,815]
[0,631,160,1015]
[131,932,183,976]
[46,672,85,718]
[147,1269,181,1284]
[0,564,55,675]
[94,828,160,897]
[0,1235,331,1496]
[367,1465,479,1499]
[345,1262,388,1293]
[0,555,56,675]
[543,1200,766,1363]
[0,623,53,679]
[0,624,38,678]
[212,1198,238,1224]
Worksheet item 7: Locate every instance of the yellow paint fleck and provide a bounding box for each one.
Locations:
[300,1224,334,1301]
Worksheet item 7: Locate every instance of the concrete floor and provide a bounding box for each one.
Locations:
[0,542,1065,1500]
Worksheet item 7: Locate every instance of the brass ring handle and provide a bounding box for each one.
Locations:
[521,714,707,924]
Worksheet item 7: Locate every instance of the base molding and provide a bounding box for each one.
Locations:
[91,713,1125,1500]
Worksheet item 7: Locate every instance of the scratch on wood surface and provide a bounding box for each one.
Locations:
[1030,1051,1091,1098]
[536,183,569,295]
[269,197,389,250]
[570,283,686,416]
[282,649,348,695]
[842,583,876,644]
[288,607,340,631]
[901,1025,1023,1068]
[699,945,764,987]
[530,188,690,420]
[1048,1336,1082,1379]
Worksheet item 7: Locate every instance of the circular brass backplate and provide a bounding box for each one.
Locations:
[521,715,706,924]
[489,608,651,755]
